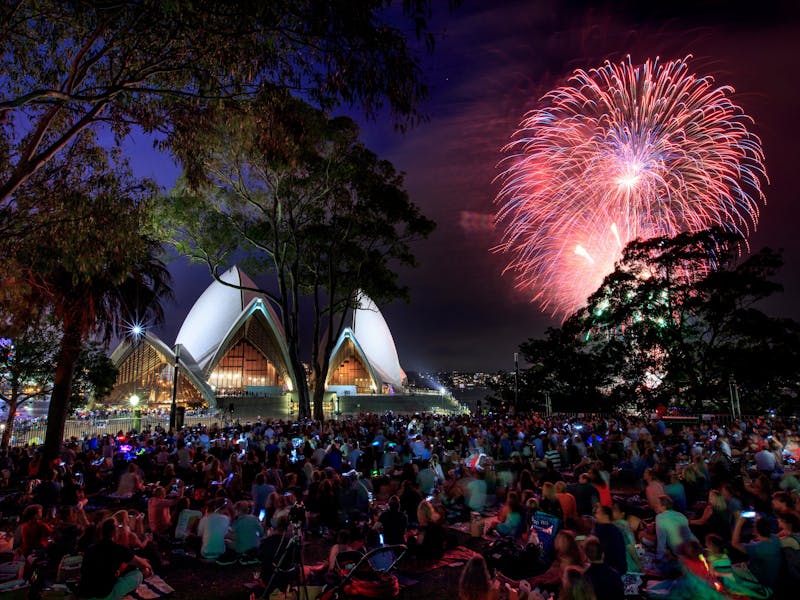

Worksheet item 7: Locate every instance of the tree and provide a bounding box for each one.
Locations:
[7,134,171,462]
[0,322,57,450]
[71,341,119,411]
[516,325,616,413]
[0,0,447,222]
[572,229,800,413]
[159,98,434,419]
[0,329,120,450]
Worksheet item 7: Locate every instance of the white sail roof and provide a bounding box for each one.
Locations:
[351,292,406,390]
[174,266,283,371]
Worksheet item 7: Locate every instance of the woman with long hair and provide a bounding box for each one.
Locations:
[540,482,564,521]
[459,555,499,600]
[499,530,586,592]
[408,499,446,560]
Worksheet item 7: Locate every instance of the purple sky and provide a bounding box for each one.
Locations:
[127,1,800,373]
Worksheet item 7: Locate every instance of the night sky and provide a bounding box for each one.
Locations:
[126,1,800,373]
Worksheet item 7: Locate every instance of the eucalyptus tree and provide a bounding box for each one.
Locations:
[573,229,800,412]
[161,97,434,418]
[0,322,57,450]
[10,135,171,461]
[0,0,444,214]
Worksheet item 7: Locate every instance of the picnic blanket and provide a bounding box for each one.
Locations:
[397,546,480,575]
[122,574,174,600]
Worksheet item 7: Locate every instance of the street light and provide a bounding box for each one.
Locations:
[170,344,182,431]
[129,394,141,432]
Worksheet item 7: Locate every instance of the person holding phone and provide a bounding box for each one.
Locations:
[731,513,782,591]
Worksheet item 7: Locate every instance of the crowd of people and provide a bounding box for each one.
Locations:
[0,410,798,599]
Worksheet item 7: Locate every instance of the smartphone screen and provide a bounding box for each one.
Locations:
[258,509,266,522]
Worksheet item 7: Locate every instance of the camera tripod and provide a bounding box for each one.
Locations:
[260,522,310,600]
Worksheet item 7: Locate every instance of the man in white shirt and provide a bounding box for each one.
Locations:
[198,500,232,560]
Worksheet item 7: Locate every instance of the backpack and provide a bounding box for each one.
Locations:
[486,537,545,579]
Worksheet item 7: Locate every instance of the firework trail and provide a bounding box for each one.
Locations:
[495,56,767,318]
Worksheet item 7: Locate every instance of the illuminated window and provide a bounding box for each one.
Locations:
[329,339,374,393]
[209,339,282,394]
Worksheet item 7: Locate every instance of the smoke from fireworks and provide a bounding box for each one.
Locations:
[495,56,767,318]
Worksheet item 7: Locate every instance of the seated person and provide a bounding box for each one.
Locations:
[459,555,500,600]
[592,505,628,576]
[486,491,524,538]
[611,502,642,574]
[539,482,564,522]
[407,500,445,560]
[498,530,585,592]
[197,499,232,560]
[147,486,183,536]
[705,533,771,599]
[18,504,53,557]
[654,495,697,562]
[115,464,144,497]
[224,501,263,560]
[78,518,152,600]
[258,515,294,595]
[583,536,624,600]
[377,495,408,546]
[731,514,782,591]
[173,497,202,541]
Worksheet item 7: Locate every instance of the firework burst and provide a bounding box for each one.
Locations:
[495,56,767,318]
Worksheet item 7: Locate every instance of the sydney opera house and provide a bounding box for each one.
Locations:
[108,267,459,418]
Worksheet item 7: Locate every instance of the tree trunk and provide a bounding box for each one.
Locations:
[42,318,83,465]
[287,349,310,420]
[1,397,16,451]
[312,369,326,421]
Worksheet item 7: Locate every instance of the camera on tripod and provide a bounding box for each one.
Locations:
[288,501,305,525]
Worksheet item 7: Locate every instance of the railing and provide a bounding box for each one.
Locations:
[7,413,226,446]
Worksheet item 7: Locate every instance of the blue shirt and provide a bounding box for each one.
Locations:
[745,535,783,589]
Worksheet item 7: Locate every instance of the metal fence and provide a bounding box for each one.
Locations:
[8,414,227,446]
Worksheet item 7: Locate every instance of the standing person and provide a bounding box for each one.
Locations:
[78,518,152,600]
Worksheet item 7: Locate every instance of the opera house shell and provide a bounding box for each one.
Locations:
[326,293,407,396]
[109,267,297,409]
[108,270,414,414]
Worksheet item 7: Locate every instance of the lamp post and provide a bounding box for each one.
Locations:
[728,375,742,421]
[169,344,181,432]
[129,394,141,432]
[514,352,519,414]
